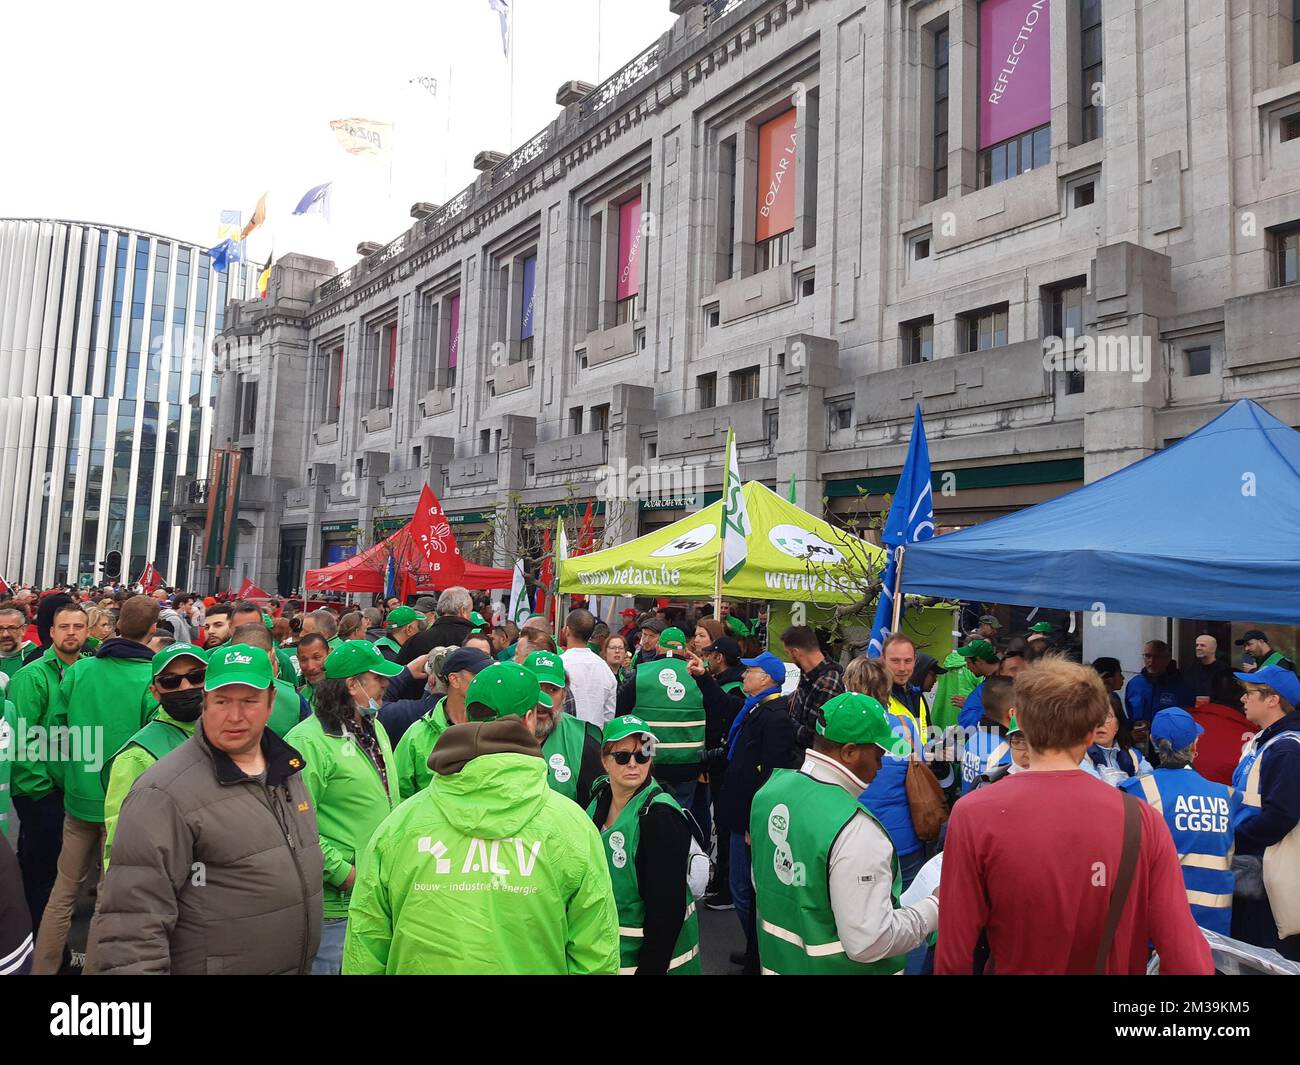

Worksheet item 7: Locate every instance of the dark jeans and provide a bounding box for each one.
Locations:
[898,847,929,976]
[710,774,731,891]
[13,792,64,932]
[729,832,756,952]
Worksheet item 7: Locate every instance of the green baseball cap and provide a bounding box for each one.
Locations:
[725,615,751,638]
[956,639,999,663]
[524,650,566,688]
[816,692,910,755]
[469,611,488,632]
[204,643,274,691]
[660,626,687,651]
[386,605,424,629]
[324,640,406,680]
[603,714,659,746]
[465,662,553,720]
[1028,621,1053,634]
[152,643,208,679]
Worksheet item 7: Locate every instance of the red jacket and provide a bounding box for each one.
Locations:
[1187,702,1257,786]
[937,770,1214,975]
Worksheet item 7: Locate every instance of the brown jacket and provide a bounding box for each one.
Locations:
[87,722,324,975]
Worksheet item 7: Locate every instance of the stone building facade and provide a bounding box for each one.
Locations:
[200,0,1300,669]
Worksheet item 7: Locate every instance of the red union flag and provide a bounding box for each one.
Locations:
[138,562,163,593]
[408,484,464,580]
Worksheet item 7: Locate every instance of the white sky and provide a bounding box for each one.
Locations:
[2,0,677,272]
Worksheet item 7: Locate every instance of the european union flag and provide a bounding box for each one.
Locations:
[868,405,935,657]
[206,238,244,274]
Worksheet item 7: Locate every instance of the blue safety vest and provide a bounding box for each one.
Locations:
[960,724,1011,795]
[860,711,923,859]
[1120,767,1234,934]
[1230,730,1300,834]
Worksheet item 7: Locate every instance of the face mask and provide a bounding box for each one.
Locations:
[160,687,204,723]
[357,696,381,718]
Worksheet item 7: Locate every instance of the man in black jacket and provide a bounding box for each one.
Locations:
[691,636,747,909]
[781,624,845,747]
[396,587,475,666]
[708,650,800,973]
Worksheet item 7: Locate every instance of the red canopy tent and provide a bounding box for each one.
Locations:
[304,525,512,593]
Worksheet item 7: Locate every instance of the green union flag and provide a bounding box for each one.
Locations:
[720,426,750,582]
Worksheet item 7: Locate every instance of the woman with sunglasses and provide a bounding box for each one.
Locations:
[586,715,701,975]
[101,644,210,869]
[284,641,402,975]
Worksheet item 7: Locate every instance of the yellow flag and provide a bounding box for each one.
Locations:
[258,260,272,299]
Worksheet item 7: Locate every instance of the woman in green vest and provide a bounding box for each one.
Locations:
[286,640,402,975]
[586,715,701,975]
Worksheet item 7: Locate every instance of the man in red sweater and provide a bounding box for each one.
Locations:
[937,656,1213,975]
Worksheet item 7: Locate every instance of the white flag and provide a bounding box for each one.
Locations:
[329,117,393,159]
[720,426,750,582]
[557,516,568,562]
[508,558,531,627]
[487,0,510,58]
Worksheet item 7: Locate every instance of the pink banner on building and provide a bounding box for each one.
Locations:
[617,196,642,301]
[447,294,460,368]
[979,0,1051,149]
[756,109,798,241]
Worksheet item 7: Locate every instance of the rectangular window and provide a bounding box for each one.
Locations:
[1080,0,1104,142]
[1186,347,1212,376]
[1044,278,1087,337]
[830,401,853,432]
[238,378,258,435]
[1294,0,1299,65]
[374,322,396,408]
[697,372,717,410]
[903,317,934,364]
[731,366,760,402]
[1066,370,1086,394]
[323,344,343,424]
[569,406,584,436]
[757,231,792,272]
[591,404,610,431]
[1283,114,1300,143]
[933,27,950,200]
[979,0,1052,151]
[718,136,737,283]
[959,305,1010,352]
[1272,223,1300,288]
[616,195,643,323]
[1073,180,1096,208]
[978,125,1050,188]
[479,429,491,454]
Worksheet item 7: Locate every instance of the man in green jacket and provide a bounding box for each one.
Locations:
[342,663,620,974]
[32,594,158,975]
[6,600,91,929]
[391,646,492,800]
[287,640,402,974]
[0,695,17,844]
[0,605,38,678]
[231,601,301,685]
[374,606,424,663]
[296,633,330,710]
[101,644,208,868]
[231,623,308,736]
[524,650,603,808]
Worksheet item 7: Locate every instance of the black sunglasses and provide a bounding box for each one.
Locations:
[157,668,206,690]
[610,750,651,766]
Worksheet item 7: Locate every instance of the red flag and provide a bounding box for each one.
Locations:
[405,484,464,586]
[577,500,595,555]
[138,562,163,593]
[537,527,553,622]
[236,577,271,601]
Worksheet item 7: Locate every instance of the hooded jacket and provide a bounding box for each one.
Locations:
[342,718,620,975]
[47,637,155,822]
[87,722,324,975]
[396,615,475,666]
[4,644,91,801]
[33,593,74,649]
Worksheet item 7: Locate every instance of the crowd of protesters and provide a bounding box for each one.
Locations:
[0,581,1295,975]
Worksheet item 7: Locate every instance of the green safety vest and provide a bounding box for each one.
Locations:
[542,713,591,802]
[269,678,303,737]
[373,635,402,659]
[750,767,905,975]
[587,780,701,975]
[101,717,191,788]
[721,680,743,695]
[633,658,705,767]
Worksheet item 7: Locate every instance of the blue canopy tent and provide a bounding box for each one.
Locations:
[900,400,1300,623]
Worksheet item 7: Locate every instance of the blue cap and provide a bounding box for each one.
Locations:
[1234,664,1300,706]
[741,651,787,685]
[1150,707,1204,750]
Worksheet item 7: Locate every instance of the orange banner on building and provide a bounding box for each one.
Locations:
[756,109,798,242]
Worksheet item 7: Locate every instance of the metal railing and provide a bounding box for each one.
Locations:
[185,479,210,505]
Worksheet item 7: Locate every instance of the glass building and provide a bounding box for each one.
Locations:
[0,219,252,588]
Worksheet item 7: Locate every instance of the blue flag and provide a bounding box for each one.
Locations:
[206,238,244,274]
[293,181,332,219]
[868,405,935,657]
[384,552,397,600]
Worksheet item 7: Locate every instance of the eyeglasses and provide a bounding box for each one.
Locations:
[0,624,24,634]
[1009,735,1030,750]
[609,750,651,766]
[157,668,206,690]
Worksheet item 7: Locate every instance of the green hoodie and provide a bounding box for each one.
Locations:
[102,708,197,867]
[342,722,619,975]
[286,713,398,919]
[5,646,90,801]
[930,656,979,731]
[0,699,17,842]
[391,698,450,801]
[48,638,155,823]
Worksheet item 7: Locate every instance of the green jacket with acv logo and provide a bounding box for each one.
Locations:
[285,713,399,920]
[342,722,619,975]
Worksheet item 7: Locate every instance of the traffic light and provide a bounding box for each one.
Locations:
[103,551,122,580]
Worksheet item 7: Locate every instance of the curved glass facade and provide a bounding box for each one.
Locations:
[0,219,252,587]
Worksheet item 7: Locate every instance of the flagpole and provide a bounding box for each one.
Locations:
[712,533,724,624]
[889,545,905,632]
